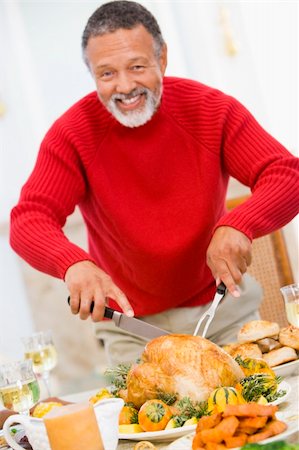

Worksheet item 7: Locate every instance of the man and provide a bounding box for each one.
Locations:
[10,1,299,365]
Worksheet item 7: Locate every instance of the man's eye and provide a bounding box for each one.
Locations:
[131,65,145,71]
[100,71,113,79]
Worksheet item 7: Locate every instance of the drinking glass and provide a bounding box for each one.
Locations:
[0,360,40,415]
[280,283,299,327]
[22,330,58,397]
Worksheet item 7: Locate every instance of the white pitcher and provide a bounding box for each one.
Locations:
[3,397,124,450]
[94,397,124,450]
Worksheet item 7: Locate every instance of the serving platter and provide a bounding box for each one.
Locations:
[270,380,291,405]
[119,423,197,442]
[273,358,299,378]
[118,381,291,441]
[166,410,299,450]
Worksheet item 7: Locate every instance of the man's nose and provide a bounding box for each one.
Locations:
[115,72,137,94]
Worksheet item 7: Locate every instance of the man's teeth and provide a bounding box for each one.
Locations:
[121,95,140,104]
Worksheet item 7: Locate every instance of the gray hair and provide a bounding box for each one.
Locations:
[82,1,165,65]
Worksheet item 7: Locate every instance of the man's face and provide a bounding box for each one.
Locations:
[85,25,167,127]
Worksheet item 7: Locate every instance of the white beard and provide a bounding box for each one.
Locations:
[103,86,162,128]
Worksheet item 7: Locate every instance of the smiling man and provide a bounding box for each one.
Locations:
[10,1,299,365]
[85,25,166,127]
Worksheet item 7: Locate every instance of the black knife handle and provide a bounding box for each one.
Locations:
[216,281,226,296]
[67,296,115,318]
[67,296,94,313]
[104,307,115,319]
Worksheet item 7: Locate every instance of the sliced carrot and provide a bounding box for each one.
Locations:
[201,428,225,444]
[266,419,288,436]
[192,432,205,449]
[196,413,222,432]
[223,403,278,417]
[205,443,227,450]
[238,416,268,429]
[214,416,239,437]
[224,434,248,448]
[247,419,287,443]
[236,426,259,435]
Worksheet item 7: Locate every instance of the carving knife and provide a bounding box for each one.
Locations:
[67,297,169,340]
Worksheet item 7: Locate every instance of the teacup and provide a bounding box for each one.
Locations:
[3,397,124,450]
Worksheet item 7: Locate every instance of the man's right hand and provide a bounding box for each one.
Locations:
[65,260,134,322]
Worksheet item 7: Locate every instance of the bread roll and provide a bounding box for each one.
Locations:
[279,325,299,350]
[263,346,298,367]
[222,342,263,360]
[256,337,282,353]
[237,320,280,343]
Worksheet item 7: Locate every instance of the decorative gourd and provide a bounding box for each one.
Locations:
[89,388,113,404]
[138,399,173,431]
[237,373,280,403]
[236,357,276,377]
[119,405,139,425]
[207,387,244,413]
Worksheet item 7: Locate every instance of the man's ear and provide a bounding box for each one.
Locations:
[159,43,168,75]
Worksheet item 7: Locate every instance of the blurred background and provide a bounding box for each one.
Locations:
[0,0,298,395]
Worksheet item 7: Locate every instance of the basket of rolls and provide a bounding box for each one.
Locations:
[222,321,299,377]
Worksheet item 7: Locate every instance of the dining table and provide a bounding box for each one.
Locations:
[0,373,298,450]
[115,374,299,450]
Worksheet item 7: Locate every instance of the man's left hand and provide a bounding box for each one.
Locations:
[206,226,252,297]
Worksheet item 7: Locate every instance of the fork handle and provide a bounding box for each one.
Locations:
[216,281,226,295]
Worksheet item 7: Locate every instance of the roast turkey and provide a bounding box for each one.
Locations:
[126,334,244,408]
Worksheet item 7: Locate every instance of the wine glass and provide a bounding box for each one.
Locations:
[0,360,40,415]
[22,330,58,397]
[280,283,299,327]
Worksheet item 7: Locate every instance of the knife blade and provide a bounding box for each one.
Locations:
[67,297,169,340]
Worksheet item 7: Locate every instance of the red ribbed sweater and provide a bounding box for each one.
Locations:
[10,77,299,315]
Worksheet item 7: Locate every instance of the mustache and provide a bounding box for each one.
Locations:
[111,87,148,102]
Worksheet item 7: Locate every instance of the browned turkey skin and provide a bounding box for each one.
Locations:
[125,334,244,408]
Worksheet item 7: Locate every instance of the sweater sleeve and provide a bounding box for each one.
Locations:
[215,97,299,239]
[10,122,96,279]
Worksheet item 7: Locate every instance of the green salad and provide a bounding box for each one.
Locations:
[241,441,299,450]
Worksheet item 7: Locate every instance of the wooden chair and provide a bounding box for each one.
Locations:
[226,195,294,328]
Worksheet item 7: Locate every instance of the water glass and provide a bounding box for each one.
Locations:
[22,330,58,397]
[280,283,299,327]
[0,360,40,415]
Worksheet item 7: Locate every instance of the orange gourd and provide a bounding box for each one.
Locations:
[138,399,173,432]
[119,405,139,425]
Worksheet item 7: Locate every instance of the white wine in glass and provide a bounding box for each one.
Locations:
[22,330,58,397]
[0,360,40,415]
[280,283,299,327]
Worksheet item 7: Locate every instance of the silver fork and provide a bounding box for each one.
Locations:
[193,282,227,337]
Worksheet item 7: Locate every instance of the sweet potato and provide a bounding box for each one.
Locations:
[223,403,278,417]
[200,428,225,444]
[196,413,222,432]
[214,416,239,438]
[205,443,227,450]
[192,432,205,449]
[236,426,258,435]
[247,419,287,443]
[224,434,248,448]
[238,416,268,429]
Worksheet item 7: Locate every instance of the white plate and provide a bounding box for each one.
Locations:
[274,358,299,378]
[119,381,291,441]
[119,423,197,442]
[270,380,291,405]
[166,410,299,450]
